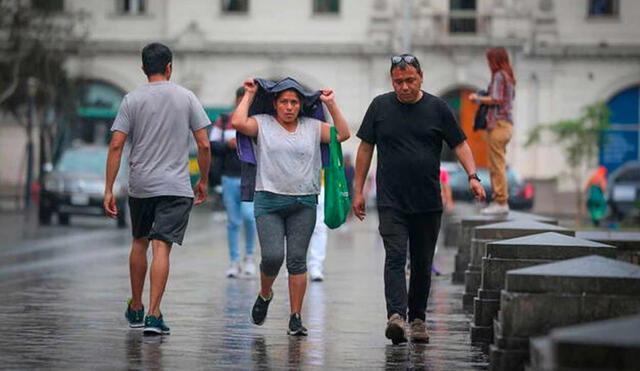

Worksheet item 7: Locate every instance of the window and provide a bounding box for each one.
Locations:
[588,0,618,17]
[119,0,146,15]
[313,0,339,14]
[451,0,476,10]
[74,80,126,144]
[449,0,477,34]
[32,0,64,12]
[76,80,126,117]
[221,0,248,13]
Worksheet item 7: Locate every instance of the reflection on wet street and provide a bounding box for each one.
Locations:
[0,208,488,369]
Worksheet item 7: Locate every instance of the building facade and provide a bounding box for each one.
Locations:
[2,0,639,192]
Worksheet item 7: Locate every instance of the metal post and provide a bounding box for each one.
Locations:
[24,77,38,208]
[38,112,45,183]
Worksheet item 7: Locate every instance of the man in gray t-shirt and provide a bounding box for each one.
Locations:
[112,83,210,198]
[104,42,211,336]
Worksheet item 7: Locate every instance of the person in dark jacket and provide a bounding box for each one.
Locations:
[210,87,257,278]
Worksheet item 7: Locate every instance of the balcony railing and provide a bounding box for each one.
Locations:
[449,10,478,34]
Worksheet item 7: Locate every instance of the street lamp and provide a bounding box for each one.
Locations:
[24,77,38,208]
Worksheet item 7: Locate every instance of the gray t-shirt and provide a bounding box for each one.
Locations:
[254,114,322,195]
[111,81,210,198]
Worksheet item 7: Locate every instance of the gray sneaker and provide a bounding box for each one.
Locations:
[410,318,430,343]
[385,313,407,345]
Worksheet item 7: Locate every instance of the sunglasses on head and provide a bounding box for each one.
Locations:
[391,55,417,65]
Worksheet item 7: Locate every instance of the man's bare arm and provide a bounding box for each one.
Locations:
[104,131,127,218]
[193,128,211,206]
[352,141,375,220]
[454,141,486,201]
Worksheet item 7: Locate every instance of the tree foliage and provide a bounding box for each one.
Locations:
[526,102,610,169]
[526,102,611,223]
[0,0,87,123]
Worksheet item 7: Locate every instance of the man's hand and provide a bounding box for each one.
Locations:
[227,137,237,149]
[351,192,366,221]
[243,78,258,95]
[468,93,478,101]
[469,179,486,201]
[445,201,454,214]
[103,191,118,218]
[193,180,208,206]
[319,89,335,105]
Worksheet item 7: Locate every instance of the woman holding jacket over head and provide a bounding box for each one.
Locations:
[231,78,350,336]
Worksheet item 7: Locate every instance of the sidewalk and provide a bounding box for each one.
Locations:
[0,207,488,370]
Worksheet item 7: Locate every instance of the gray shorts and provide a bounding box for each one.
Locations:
[128,196,193,245]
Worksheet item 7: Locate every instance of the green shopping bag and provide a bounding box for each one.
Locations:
[324,127,351,229]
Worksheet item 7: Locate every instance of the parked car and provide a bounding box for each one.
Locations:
[39,145,128,227]
[607,161,640,220]
[445,162,534,210]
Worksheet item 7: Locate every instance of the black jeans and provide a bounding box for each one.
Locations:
[378,207,442,322]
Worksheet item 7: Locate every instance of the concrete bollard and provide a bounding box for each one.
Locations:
[473,232,616,346]
[529,314,640,371]
[490,256,640,371]
[454,212,558,285]
[463,220,571,316]
[576,230,640,265]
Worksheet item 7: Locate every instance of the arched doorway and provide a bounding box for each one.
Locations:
[600,85,640,174]
[440,88,488,167]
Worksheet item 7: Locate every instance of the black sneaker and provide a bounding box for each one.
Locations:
[287,313,308,336]
[250,291,273,326]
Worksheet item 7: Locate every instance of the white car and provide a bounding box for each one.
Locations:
[39,145,128,227]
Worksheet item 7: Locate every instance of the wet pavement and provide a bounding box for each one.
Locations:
[0,206,488,370]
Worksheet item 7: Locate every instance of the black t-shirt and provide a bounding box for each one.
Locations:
[357,91,466,213]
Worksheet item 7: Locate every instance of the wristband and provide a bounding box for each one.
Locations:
[468,173,481,182]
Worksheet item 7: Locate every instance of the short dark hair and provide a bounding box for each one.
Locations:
[235,86,245,98]
[390,54,422,75]
[141,43,172,76]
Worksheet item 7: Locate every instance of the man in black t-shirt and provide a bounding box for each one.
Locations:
[352,54,485,345]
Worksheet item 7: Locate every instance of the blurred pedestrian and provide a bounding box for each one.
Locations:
[344,154,355,199]
[440,167,454,214]
[586,166,608,227]
[307,180,327,282]
[343,154,356,225]
[231,78,350,336]
[430,167,454,276]
[469,46,516,215]
[352,54,485,345]
[211,87,257,278]
[104,43,211,335]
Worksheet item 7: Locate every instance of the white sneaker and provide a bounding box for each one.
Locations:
[242,256,256,277]
[226,261,241,278]
[309,269,324,282]
[481,202,510,215]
